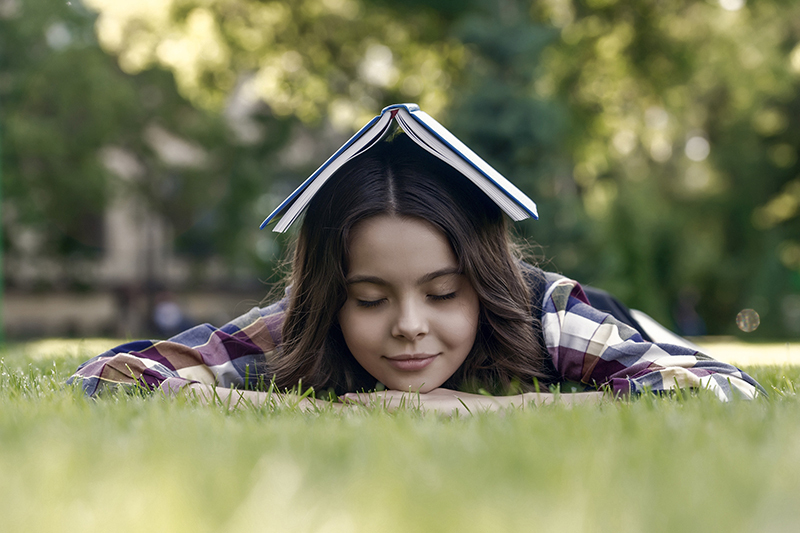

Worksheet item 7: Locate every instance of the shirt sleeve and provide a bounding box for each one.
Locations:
[540,277,765,401]
[67,299,288,397]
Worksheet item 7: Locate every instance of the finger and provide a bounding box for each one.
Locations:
[345,391,401,409]
[341,392,370,404]
[342,391,390,406]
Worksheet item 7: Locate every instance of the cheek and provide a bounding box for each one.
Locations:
[440,300,481,350]
[338,307,380,354]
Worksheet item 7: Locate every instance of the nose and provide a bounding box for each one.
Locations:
[391,300,429,340]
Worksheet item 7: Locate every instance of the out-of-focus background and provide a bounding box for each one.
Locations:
[2,0,799,341]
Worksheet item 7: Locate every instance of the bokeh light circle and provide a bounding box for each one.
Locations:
[685,136,710,162]
[736,309,760,332]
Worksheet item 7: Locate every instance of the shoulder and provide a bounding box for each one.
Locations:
[219,296,290,349]
[226,297,288,330]
[519,262,589,311]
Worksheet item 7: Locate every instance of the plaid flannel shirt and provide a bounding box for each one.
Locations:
[542,277,762,400]
[68,276,763,401]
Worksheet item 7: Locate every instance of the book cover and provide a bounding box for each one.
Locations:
[261,103,538,232]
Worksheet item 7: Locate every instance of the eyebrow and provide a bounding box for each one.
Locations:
[346,267,462,286]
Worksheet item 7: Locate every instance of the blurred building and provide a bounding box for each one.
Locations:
[3,135,268,340]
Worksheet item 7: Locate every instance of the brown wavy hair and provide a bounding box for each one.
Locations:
[270,134,557,394]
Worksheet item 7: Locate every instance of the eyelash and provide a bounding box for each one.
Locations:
[429,292,457,302]
[356,299,385,308]
[355,292,457,308]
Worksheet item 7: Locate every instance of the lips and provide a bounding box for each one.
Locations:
[384,353,438,372]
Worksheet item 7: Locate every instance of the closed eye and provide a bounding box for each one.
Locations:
[428,292,457,302]
[356,298,386,308]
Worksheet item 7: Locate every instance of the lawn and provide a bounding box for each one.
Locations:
[1,339,799,533]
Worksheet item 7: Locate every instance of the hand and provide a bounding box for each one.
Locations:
[341,388,609,415]
[340,388,515,416]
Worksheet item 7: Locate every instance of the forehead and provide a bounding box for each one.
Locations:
[347,216,457,276]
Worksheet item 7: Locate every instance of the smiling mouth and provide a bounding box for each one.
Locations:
[384,354,438,372]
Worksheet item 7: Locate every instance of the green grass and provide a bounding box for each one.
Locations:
[2,340,800,533]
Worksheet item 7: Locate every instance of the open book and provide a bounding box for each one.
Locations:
[261,103,539,232]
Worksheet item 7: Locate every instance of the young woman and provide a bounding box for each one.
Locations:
[69,129,763,413]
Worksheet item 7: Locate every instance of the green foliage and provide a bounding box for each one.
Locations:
[523,0,800,336]
[83,0,465,123]
[0,0,296,277]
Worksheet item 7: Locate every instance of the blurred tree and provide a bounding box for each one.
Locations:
[0,0,296,288]
[524,0,800,336]
[83,0,466,128]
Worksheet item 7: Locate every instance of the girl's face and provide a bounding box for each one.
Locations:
[338,215,480,393]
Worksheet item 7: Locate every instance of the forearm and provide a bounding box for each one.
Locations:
[516,390,607,407]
